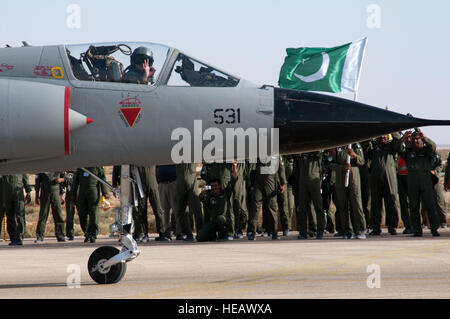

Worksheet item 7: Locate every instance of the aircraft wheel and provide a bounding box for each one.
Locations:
[88,246,127,284]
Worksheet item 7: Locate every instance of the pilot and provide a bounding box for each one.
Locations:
[122,47,155,85]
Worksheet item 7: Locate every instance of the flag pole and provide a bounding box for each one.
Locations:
[345,37,368,187]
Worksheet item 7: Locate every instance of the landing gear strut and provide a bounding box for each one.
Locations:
[85,165,141,284]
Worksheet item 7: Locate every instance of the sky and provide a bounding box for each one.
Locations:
[1,0,450,145]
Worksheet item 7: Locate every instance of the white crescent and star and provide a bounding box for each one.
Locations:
[293,52,330,83]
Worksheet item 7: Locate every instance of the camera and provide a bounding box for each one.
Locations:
[204,185,211,190]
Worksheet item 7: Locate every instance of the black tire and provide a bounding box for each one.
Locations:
[88,246,127,284]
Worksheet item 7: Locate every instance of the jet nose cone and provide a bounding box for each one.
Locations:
[274,88,450,154]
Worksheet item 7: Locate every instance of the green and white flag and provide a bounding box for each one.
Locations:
[278,37,367,93]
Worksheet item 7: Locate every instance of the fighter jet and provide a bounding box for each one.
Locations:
[0,41,448,284]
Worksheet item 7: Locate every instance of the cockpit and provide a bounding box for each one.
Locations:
[65,42,240,87]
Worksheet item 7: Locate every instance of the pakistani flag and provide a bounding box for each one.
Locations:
[278,37,367,93]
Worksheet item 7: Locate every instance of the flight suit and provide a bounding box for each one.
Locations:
[278,155,295,234]
[368,134,401,234]
[359,140,372,226]
[197,188,231,242]
[137,166,167,239]
[122,67,153,85]
[35,172,66,241]
[156,165,178,235]
[332,144,366,237]
[243,161,257,234]
[175,164,203,237]
[421,153,447,226]
[201,162,235,237]
[395,136,439,235]
[248,157,286,239]
[445,152,450,189]
[1,175,32,243]
[397,156,412,232]
[71,167,109,241]
[0,176,4,239]
[321,151,335,233]
[64,171,77,239]
[296,151,325,237]
[232,162,247,237]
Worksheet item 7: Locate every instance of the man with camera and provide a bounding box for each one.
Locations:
[197,163,238,242]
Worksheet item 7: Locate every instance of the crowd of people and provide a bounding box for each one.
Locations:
[0,130,448,246]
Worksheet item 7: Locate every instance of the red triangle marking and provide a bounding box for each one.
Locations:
[120,107,141,128]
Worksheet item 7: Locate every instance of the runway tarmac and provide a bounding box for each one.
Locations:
[1,229,450,299]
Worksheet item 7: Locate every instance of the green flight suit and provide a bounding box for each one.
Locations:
[35,172,66,240]
[175,164,203,235]
[71,167,109,240]
[64,171,77,238]
[122,67,153,85]
[421,153,447,226]
[248,157,286,237]
[395,136,439,234]
[397,160,412,232]
[278,155,295,232]
[368,134,401,233]
[136,166,167,237]
[201,162,235,236]
[244,162,257,233]
[197,189,231,241]
[296,151,325,236]
[332,144,367,236]
[359,140,372,226]
[445,152,450,188]
[232,162,247,236]
[1,175,32,242]
[0,177,4,238]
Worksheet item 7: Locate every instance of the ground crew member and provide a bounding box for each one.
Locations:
[62,170,76,240]
[421,152,447,228]
[359,140,372,229]
[175,163,203,241]
[247,156,286,240]
[71,167,110,243]
[295,151,325,239]
[367,133,401,235]
[137,166,169,241]
[201,162,235,239]
[397,156,412,234]
[156,164,178,237]
[35,172,67,242]
[445,152,450,192]
[232,161,247,239]
[321,150,335,234]
[395,131,440,237]
[1,174,32,245]
[332,144,367,239]
[278,155,295,236]
[0,176,4,241]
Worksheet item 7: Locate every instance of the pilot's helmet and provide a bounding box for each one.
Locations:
[131,47,154,66]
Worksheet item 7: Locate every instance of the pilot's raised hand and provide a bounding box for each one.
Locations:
[139,59,155,82]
